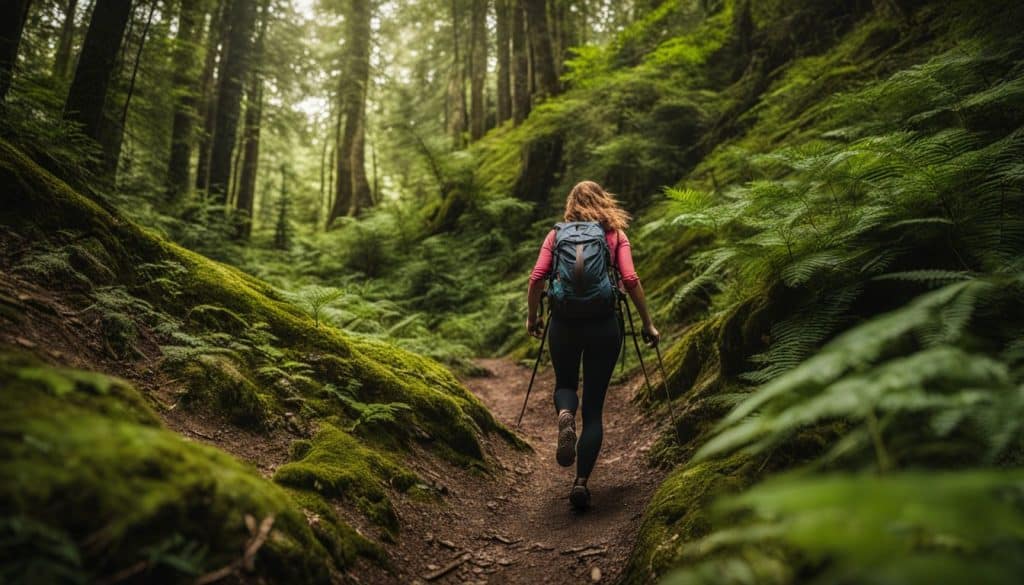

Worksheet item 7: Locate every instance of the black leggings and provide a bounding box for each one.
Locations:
[548,312,622,478]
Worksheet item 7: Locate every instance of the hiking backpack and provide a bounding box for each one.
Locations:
[547,221,618,318]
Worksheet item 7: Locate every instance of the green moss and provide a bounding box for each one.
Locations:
[175,354,274,428]
[289,439,314,460]
[0,351,373,583]
[186,303,251,333]
[283,488,384,567]
[623,454,755,585]
[6,353,160,427]
[274,424,418,532]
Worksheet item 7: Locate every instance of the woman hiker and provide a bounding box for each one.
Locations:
[526,180,660,509]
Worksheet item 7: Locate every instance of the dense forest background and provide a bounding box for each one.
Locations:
[2,0,1024,583]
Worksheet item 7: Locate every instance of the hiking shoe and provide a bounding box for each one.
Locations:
[556,411,577,467]
[569,482,591,509]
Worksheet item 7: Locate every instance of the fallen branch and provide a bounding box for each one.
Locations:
[423,553,470,581]
[98,559,151,584]
[560,545,607,557]
[188,428,217,441]
[195,515,275,585]
[488,533,520,545]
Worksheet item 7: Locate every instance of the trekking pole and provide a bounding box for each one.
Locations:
[643,332,683,445]
[622,296,654,397]
[617,293,627,375]
[622,297,679,444]
[516,296,550,428]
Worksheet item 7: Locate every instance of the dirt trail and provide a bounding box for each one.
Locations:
[365,358,665,585]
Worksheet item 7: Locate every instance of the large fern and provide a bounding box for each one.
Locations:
[696,276,1024,468]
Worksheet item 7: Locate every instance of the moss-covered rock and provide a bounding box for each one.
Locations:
[274,424,419,533]
[175,354,274,428]
[0,351,373,584]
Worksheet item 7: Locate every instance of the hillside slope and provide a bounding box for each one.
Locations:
[0,139,519,583]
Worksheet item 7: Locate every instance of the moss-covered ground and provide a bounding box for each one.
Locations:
[0,351,375,583]
[0,134,524,581]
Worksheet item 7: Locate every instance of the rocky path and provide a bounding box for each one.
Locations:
[364,358,665,584]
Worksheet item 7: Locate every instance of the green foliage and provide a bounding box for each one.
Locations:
[285,284,346,328]
[627,6,1024,584]
[662,471,1024,585]
[324,380,414,433]
[699,276,1024,469]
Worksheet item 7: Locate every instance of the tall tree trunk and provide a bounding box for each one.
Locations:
[0,0,32,101]
[165,0,203,202]
[52,0,79,82]
[195,0,227,194]
[469,0,487,140]
[229,123,244,205]
[446,0,467,145]
[101,0,155,181]
[551,0,562,77]
[495,0,511,125]
[524,0,557,98]
[351,107,371,211]
[317,121,328,228]
[511,0,529,124]
[63,0,132,141]
[327,0,372,225]
[553,0,574,74]
[208,0,257,204]
[273,164,291,249]
[326,105,341,227]
[235,0,269,239]
[579,0,588,45]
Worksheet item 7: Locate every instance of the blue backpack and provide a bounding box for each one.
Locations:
[547,221,618,318]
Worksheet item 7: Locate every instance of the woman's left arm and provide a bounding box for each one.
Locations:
[527,279,545,337]
[526,230,555,337]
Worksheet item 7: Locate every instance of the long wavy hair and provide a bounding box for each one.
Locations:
[563,180,631,232]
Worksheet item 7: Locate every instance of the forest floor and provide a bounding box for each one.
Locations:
[0,264,664,584]
[349,358,666,585]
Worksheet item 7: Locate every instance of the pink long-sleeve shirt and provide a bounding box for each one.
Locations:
[529,228,641,290]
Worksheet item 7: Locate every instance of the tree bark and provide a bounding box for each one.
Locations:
[317,122,328,228]
[195,0,228,194]
[0,0,32,101]
[524,0,557,98]
[63,0,133,139]
[165,0,203,202]
[235,0,269,239]
[494,0,511,124]
[553,0,575,74]
[52,0,79,82]
[327,0,372,225]
[207,0,257,204]
[100,0,155,180]
[511,0,529,124]
[446,0,467,144]
[469,0,488,140]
